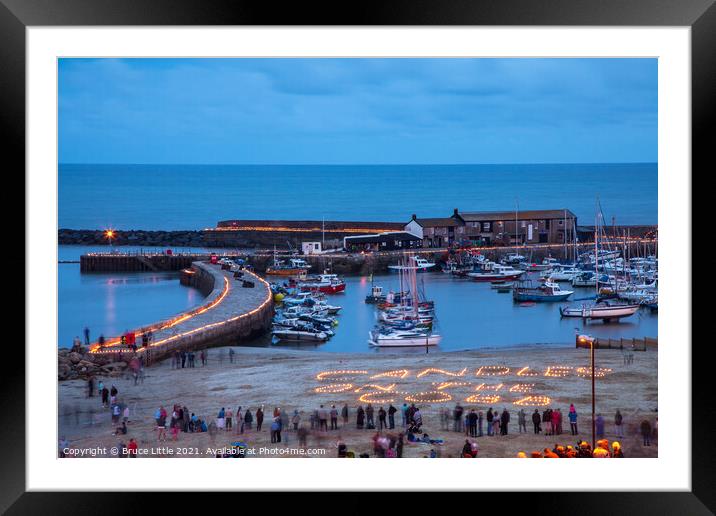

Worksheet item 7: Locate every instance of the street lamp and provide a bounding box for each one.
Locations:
[105,229,115,249]
[577,332,597,451]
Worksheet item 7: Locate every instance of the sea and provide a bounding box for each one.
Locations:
[59,163,657,229]
[58,163,658,351]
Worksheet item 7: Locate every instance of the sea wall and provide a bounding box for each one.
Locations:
[58,262,274,380]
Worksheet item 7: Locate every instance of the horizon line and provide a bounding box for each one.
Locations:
[58,161,658,167]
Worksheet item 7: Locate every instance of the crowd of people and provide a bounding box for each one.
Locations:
[516,439,625,458]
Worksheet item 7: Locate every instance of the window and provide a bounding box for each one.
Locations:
[558,219,564,225]
[483,222,491,232]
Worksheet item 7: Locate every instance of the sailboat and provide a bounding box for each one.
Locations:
[560,201,640,322]
[369,253,442,347]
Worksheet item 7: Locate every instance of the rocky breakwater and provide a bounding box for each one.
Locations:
[58,347,129,381]
[59,228,206,247]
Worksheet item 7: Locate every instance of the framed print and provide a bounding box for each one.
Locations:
[2,0,712,510]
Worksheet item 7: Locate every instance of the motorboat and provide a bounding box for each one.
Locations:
[368,329,442,347]
[272,328,329,342]
[467,262,525,282]
[266,257,311,276]
[298,273,346,294]
[513,280,574,302]
[388,256,437,272]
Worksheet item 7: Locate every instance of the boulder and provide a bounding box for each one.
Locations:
[68,352,82,364]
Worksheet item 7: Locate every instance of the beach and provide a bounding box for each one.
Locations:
[58,345,658,458]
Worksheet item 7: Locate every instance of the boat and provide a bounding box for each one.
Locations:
[272,328,329,342]
[491,281,514,293]
[559,201,640,322]
[467,262,525,282]
[298,273,346,294]
[571,271,610,288]
[266,257,311,276]
[368,329,442,347]
[559,302,640,321]
[542,266,582,282]
[513,280,573,302]
[388,256,437,272]
[502,253,526,265]
[519,257,558,272]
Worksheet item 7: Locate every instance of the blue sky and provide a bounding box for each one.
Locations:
[58,58,657,165]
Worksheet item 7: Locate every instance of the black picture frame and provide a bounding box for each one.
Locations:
[2,0,709,510]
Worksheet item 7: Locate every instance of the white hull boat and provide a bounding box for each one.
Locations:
[272,329,329,342]
[368,330,442,347]
[559,303,640,320]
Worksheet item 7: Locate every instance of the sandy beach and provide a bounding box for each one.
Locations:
[58,345,658,458]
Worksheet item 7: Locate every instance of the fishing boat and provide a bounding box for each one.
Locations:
[519,257,558,272]
[298,273,346,294]
[571,271,610,288]
[266,257,311,276]
[513,280,573,302]
[368,329,442,347]
[467,262,525,282]
[388,256,437,272]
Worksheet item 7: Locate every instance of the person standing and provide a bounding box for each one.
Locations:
[388,404,397,429]
[486,408,494,436]
[365,404,375,429]
[614,409,624,437]
[244,408,253,431]
[318,405,328,431]
[543,408,552,436]
[256,406,264,431]
[568,405,578,435]
[468,409,478,437]
[477,411,484,437]
[226,408,233,431]
[83,326,90,346]
[518,409,527,434]
[393,432,403,458]
[356,406,365,429]
[292,410,301,431]
[270,417,281,443]
[640,419,652,446]
[229,348,235,364]
[180,350,187,368]
[378,407,387,431]
[330,405,338,430]
[532,409,541,434]
[500,408,510,435]
[596,414,605,440]
[341,404,349,426]
[87,376,94,398]
[401,403,409,427]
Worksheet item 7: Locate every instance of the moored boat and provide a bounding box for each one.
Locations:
[266,257,311,276]
[388,256,437,272]
[513,280,573,302]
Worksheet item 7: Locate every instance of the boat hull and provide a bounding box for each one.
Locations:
[300,283,346,294]
[368,334,442,347]
[266,268,309,276]
[559,304,640,320]
[513,292,572,302]
[468,272,524,282]
[272,330,328,342]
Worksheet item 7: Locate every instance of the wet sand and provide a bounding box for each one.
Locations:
[58,346,658,458]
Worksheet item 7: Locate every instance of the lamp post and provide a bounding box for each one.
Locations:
[588,336,596,451]
[105,229,115,249]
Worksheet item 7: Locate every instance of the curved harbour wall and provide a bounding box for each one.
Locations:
[59,262,274,380]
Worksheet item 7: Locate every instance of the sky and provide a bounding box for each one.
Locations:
[58,58,657,165]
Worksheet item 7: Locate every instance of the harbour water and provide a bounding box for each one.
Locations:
[58,245,657,352]
[59,163,657,230]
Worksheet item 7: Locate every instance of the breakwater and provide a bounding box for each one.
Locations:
[58,262,274,379]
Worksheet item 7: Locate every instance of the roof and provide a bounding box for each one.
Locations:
[458,209,577,221]
[216,220,405,231]
[411,217,461,228]
[344,231,422,244]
